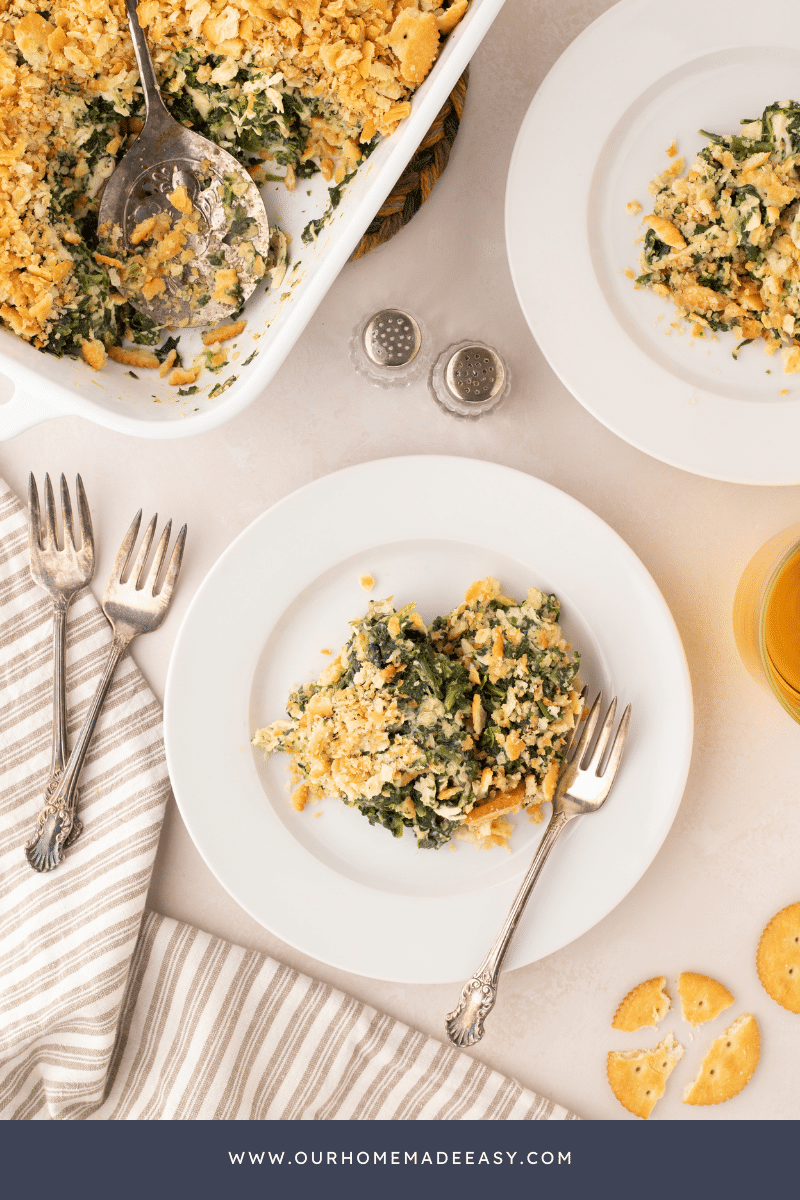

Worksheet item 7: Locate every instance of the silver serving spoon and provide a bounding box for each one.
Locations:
[97,0,270,327]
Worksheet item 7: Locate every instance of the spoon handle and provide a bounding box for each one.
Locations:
[126,0,171,124]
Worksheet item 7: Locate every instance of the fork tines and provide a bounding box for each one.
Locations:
[113,510,187,599]
[571,691,631,778]
[28,473,92,553]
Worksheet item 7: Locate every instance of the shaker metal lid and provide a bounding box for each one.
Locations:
[362,309,422,368]
[428,340,510,419]
[444,344,505,402]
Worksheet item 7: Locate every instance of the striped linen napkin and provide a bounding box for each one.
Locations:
[0,478,576,1121]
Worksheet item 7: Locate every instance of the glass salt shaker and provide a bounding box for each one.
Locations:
[349,308,429,388]
[428,341,510,420]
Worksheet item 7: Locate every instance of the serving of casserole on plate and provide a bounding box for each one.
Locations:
[164,456,692,982]
[252,579,583,851]
[506,0,800,484]
[0,0,505,438]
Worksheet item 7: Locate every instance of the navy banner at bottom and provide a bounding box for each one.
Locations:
[2,1117,794,1200]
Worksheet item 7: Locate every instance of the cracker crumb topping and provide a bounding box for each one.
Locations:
[253,577,582,850]
[0,0,471,369]
[634,101,800,371]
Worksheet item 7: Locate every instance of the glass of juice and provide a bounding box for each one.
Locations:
[733,523,800,723]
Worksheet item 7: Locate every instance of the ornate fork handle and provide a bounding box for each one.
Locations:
[25,632,132,872]
[445,807,572,1047]
[40,596,75,847]
[49,596,69,782]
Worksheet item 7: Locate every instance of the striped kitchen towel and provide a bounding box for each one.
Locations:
[0,478,576,1121]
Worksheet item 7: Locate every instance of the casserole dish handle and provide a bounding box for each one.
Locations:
[0,376,66,439]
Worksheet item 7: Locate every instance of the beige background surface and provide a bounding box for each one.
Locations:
[4,0,800,1120]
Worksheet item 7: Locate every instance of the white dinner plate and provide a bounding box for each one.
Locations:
[164,457,692,983]
[506,0,800,484]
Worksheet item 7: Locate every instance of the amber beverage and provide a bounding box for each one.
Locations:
[733,524,800,723]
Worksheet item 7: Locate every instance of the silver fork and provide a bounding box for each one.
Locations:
[25,510,186,871]
[28,474,95,842]
[445,692,631,1047]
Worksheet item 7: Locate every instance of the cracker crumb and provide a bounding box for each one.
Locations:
[158,349,177,378]
[359,573,375,592]
[168,365,201,387]
[108,345,160,370]
[94,252,125,270]
[168,185,193,215]
[130,217,158,246]
[141,278,166,302]
[202,320,247,347]
[81,338,107,371]
[212,268,239,304]
[439,0,470,33]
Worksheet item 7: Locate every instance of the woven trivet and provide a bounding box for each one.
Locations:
[350,67,469,262]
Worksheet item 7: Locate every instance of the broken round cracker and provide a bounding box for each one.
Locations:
[677,972,734,1027]
[607,1033,684,1119]
[438,0,469,35]
[612,976,671,1032]
[756,901,800,1013]
[387,8,440,84]
[683,1013,760,1106]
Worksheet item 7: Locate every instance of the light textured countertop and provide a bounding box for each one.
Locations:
[4,0,800,1121]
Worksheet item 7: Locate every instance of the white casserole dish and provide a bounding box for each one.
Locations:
[0,0,505,440]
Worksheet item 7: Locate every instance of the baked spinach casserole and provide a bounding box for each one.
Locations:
[635,100,800,372]
[253,579,583,850]
[0,0,470,380]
